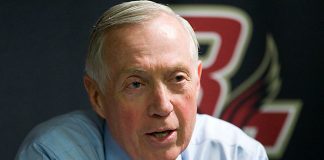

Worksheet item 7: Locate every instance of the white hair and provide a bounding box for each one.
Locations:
[85,0,199,91]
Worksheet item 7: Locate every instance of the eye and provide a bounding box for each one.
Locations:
[175,75,185,82]
[124,76,146,90]
[171,72,189,84]
[128,81,142,89]
[122,76,147,95]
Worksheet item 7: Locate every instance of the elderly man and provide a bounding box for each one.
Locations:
[16,1,268,160]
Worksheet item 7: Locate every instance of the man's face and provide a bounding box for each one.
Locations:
[95,13,202,160]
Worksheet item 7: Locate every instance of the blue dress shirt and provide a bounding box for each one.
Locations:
[16,110,268,160]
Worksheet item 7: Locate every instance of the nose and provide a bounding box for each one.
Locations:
[148,82,174,117]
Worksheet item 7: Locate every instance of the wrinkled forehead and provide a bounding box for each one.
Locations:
[101,12,195,60]
[100,13,195,78]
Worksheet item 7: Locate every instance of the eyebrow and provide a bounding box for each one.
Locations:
[120,64,191,77]
[122,68,147,75]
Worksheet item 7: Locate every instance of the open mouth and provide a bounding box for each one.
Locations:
[147,130,175,138]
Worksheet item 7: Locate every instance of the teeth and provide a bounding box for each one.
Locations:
[153,131,169,138]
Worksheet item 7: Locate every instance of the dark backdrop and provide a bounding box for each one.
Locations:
[1,0,323,159]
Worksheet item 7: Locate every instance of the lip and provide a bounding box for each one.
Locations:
[144,129,177,148]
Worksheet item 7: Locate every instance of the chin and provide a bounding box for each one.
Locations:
[135,148,182,160]
[146,153,179,160]
[160,152,180,160]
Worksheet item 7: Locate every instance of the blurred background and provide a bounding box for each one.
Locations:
[0,0,323,159]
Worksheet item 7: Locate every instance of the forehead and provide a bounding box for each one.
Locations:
[103,13,192,50]
[101,13,194,76]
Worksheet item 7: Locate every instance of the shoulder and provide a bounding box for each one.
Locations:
[184,114,268,160]
[194,114,253,145]
[16,110,105,160]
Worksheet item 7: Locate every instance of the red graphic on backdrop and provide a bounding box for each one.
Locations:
[174,5,301,159]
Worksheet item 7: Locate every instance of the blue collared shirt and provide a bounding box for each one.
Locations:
[16,110,268,160]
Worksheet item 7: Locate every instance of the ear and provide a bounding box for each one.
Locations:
[196,61,203,99]
[83,75,106,118]
[197,60,202,80]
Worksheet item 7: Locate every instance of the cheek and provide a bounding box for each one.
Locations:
[120,110,141,129]
[177,97,196,119]
[183,94,197,126]
[107,104,143,134]
[174,91,197,130]
[107,98,148,136]
[183,87,198,120]
[172,93,197,152]
[180,86,198,115]
[104,94,144,125]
